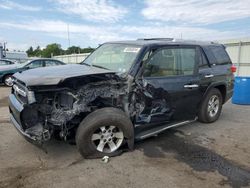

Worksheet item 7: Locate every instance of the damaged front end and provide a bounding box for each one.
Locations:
[9,72,174,146]
[9,73,130,144]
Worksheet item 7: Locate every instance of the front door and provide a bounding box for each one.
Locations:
[135,46,203,125]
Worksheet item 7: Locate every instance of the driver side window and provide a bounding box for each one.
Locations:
[143,47,196,77]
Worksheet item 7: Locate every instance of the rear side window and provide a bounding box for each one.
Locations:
[45,60,61,66]
[203,45,231,65]
[143,47,196,77]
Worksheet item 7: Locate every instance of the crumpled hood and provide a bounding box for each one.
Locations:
[13,64,116,86]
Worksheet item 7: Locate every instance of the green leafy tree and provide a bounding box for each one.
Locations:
[26,46,34,57]
[26,44,95,57]
[80,47,95,53]
[33,46,42,57]
[66,46,81,54]
[41,43,63,57]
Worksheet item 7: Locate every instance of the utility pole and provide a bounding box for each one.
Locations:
[67,23,71,48]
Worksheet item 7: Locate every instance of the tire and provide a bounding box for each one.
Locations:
[198,88,223,123]
[4,74,14,87]
[76,107,134,158]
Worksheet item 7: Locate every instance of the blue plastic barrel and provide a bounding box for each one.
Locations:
[232,76,250,105]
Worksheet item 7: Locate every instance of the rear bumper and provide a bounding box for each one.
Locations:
[225,89,233,103]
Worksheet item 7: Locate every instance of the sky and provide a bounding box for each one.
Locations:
[0,0,250,51]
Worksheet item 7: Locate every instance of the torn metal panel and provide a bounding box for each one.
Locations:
[49,79,128,124]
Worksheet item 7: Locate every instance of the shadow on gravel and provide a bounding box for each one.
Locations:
[137,129,250,188]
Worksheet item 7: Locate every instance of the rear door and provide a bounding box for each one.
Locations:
[198,47,214,94]
[136,45,203,124]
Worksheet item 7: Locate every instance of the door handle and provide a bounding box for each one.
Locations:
[204,74,214,78]
[184,84,199,88]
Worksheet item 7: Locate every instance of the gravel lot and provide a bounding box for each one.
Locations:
[0,86,250,188]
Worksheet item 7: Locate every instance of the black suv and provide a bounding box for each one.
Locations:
[9,39,234,158]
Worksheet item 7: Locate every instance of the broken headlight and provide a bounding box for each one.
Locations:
[27,90,36,104]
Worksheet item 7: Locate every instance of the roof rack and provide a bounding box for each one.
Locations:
[137,38,174,41]
[136,38,218,45]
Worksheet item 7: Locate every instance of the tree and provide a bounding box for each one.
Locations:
[26,46,34,57]
[81,47,95,53]
[66,46,81,54]
[34,46,42,57]
[41,43,63,57]
[26,43,95,57]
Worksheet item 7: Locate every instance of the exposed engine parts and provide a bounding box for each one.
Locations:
[20,74,173,143]
[50,79,128,124]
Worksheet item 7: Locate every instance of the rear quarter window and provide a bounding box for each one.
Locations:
[203,45,231,65]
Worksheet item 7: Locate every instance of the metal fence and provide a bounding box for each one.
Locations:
[53,53,90,64]
[220,38,250,76]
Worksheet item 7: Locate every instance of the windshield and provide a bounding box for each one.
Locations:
[82,43,141,73]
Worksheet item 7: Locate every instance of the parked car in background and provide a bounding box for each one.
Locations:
[8,39,235,158]
[0,59,19,72]
[0,58,65,86]
[0,59,18,66]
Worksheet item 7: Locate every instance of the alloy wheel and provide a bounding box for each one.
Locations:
[207,95,220,117]
[91,125,124,153]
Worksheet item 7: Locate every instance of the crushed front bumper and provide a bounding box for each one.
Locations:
[9,94,37,141]
[10,113,36,141]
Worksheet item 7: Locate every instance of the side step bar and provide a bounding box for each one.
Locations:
[135,119,196,140]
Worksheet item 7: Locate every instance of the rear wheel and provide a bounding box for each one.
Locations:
[198,88,222,123]
[4,75,14,87]
[76,107,134,158]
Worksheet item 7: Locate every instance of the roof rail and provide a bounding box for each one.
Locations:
[137,38,174,41]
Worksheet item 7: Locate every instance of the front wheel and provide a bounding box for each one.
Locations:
[76,107,134,158]
[198,88,223,123]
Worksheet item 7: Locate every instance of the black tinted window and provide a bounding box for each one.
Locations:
[143,47,196,77]
[209,46,231,64]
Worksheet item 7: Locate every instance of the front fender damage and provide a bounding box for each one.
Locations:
[21,74,172,151]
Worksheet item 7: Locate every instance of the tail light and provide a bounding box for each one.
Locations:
[231,65,237,73]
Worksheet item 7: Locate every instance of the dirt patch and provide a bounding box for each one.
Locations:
[0,166,40,188]
[138,130,250,188]
[0,120,10,123]
[0,97,9,107]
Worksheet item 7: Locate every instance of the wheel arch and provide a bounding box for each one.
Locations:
[202,82,227,104]
[77,107,135,152]
[3,73,14,85]
[3,73,14,80]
